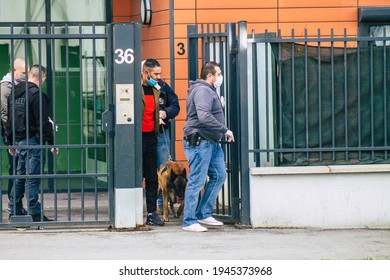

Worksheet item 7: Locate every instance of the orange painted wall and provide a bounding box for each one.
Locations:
[112,0,390,162]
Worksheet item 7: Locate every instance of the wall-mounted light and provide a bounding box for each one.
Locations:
[141,0,152,25]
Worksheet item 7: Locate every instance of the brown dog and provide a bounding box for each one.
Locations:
[157,160,187,222]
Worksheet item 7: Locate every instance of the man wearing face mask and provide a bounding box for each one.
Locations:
[1,57,28,206]
[141,58,165,226]
[182,61,234,232]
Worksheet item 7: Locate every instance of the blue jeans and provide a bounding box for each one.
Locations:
[8,137,42,215]
[182,139,226,227]
[157,128,171,169]
[157,128,171,206]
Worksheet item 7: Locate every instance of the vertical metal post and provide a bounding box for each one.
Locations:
[237,21,250,225]
[187,25,199,81]
[227,23,240,221]
[108,23,142,228]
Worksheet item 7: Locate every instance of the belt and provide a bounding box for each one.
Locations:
[183,133,204,147]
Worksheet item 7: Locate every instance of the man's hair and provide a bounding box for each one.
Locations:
[12,57,26,71]
[30,64,46,79]
[143,58,160,71]
[200,61,220,80]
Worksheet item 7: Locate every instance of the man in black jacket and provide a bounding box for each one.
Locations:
[6,64,58,222]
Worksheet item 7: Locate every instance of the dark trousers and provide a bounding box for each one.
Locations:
[2,129,18,199]
[142,131,158,214]
[7,151,18,199]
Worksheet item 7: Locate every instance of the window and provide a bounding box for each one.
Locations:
[369,25,390,46]
[358,6,390,39]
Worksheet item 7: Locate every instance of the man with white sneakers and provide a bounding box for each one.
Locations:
[182,61,234,232]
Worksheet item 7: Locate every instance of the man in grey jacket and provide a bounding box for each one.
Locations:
[182,61,234,232]
[1,57,28,203]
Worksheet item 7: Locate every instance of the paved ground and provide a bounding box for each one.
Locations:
[2,193,390,260]
[1,220,390,260]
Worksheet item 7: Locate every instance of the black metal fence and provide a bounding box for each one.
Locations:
[248,28,390,168]
[0,24,113,228]
[188,21,390,225]
[187,22,249,224]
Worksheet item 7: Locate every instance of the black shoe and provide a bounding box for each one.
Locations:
[31,214,53,222]
[8,208,28,216]
[146,212,165,226]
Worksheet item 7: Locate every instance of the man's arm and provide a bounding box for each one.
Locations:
[1,83,11,127]
[31,93,54,145]
[161,83,180,121]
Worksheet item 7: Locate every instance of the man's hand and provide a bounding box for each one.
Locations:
[225,130,235,142]
[8,149,18,156]
[159,110,167,120]
[159,110,167,125]
[50,148,59,154]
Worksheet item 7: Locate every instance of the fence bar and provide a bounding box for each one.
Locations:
[237,21,250,225]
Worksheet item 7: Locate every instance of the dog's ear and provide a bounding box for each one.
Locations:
[182,168,188,181]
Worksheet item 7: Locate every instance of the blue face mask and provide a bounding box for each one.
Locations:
[146,75,161,90]
[147,76,158,87]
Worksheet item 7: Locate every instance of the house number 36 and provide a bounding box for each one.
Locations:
[114,48,135,64]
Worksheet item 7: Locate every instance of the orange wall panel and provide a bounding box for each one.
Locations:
[174,0,196,10]
[279,8,357,22]
[174,79,189,98]
[141,25,170,41]
[142,39,171,60]
[279,0,357,8]
[113,0,131,17]
[152,0,169,11]
[175,135,186,161]
[359,0,390,6]
[174,24,190,38]
[150,10,170,25]
[196,0,277,9]
[173,10,196,24]
[174,59,189,80]
[176,99,187,121]
[129,1,140,19]
[175,121,185,140]
[113,16,132,22]
[196,9,277,24]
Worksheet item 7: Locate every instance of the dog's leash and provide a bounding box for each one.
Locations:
[161,125,172,161]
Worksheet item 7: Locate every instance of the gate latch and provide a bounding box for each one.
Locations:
[102,107,114,136]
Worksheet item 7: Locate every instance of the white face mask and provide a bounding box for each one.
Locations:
[214,75,223,88]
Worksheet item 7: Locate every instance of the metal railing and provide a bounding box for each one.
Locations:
[247,28,390,167]
[0,24,112,228]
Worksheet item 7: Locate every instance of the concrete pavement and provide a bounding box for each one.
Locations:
[1,220,390,260]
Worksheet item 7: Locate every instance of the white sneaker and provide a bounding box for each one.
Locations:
[182,223,208,232]
[197,217,223,226]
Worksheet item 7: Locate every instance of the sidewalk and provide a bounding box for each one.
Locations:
[1,220,390,260]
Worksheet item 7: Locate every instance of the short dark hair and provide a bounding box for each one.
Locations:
[30,64,46,79]
[143,58,160,71]
[200,61,220,80]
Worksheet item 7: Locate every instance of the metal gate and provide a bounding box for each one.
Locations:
[0,23,114,228]
[187,22,250,224]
